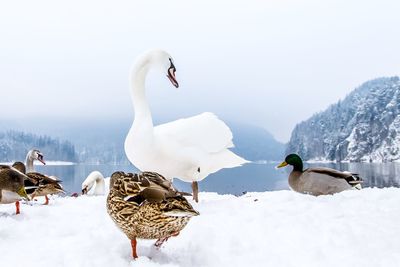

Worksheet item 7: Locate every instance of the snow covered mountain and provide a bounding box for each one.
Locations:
[0,118,283,164]
[286,77,400,162]
[0,130,78,162]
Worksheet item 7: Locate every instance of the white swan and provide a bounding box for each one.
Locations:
[124,49,248,202]
[81,171,110,196]
[25,149,46,172]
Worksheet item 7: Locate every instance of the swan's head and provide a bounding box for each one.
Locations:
[82,171,104,195]
[82,176,95,195]
[27,149,46,165]
[138,49,179,88]
[166,57,179,88]
[81,182,93,195]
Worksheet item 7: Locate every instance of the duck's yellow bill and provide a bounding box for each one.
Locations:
[17,187,30,201]
[276,161,288,168]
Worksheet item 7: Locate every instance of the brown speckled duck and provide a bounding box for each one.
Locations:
[12,162,64,205]
[107,171,199,259]
[0,165,30,214]
[276,154,363,196]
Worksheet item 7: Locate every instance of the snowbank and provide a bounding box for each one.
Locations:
[1,188,399,267]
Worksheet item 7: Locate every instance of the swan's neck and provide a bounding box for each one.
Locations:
[93,176,105,195]
[130,64,153,130]
[25,155,34,173]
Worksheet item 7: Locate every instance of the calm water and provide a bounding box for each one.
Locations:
[35,162,400,195]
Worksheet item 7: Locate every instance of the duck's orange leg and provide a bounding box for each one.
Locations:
[43,195,49,205]
[15,201,20,214]
[131,238,138,259]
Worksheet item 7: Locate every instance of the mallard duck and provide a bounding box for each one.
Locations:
[0,165,30,214]
[107,171,199,259]
[276,154,363,196]
[124,49,248,202]
[12,162,64,205]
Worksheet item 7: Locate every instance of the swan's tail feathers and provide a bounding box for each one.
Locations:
[223,150,250,167]
[207,150,249,175]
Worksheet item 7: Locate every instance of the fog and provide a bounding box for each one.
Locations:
[1,0,399,142]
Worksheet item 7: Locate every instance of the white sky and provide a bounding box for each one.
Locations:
[0,0,399,142]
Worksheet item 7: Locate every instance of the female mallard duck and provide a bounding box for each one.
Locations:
[276,154,363,196]
[0,165,30,214]
[107,171,199,259]
[12,162,64,205]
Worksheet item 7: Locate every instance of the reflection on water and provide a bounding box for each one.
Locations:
[34,162,400,196]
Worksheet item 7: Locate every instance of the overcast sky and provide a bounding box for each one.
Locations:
[0,0,399,142]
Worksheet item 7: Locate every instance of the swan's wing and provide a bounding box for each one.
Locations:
[154,112,234,153]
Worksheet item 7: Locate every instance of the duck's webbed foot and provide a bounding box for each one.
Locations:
[154,231,180,248]
[154,237,169,248]
[43,195,49,205]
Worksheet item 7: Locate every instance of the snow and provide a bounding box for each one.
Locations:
[1,189,400,267]
[287,77,400,163]
[305,158,336,163]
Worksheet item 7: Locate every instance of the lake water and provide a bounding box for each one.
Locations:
[34,162,400,195]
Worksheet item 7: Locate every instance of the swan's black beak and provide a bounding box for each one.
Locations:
[37,154,46,165]
[82,187,88,195]
[167,59,179,88]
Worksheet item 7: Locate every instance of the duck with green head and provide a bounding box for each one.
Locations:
[276,154,362,196]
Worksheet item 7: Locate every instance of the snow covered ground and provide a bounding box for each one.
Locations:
[1,188,399,267]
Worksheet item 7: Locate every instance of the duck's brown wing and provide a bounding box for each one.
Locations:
[27,172,62,184]
[0,165,28,185]
[139,172,182,201]
[26,173,64,194]
[110,171,187,204]
[306,167,363,185]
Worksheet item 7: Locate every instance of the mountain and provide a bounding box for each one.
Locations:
[286,76,400,162]
[229,122,284,161]
[0,118,283,164]
[72,120,284,163]
[0,130,78,162]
